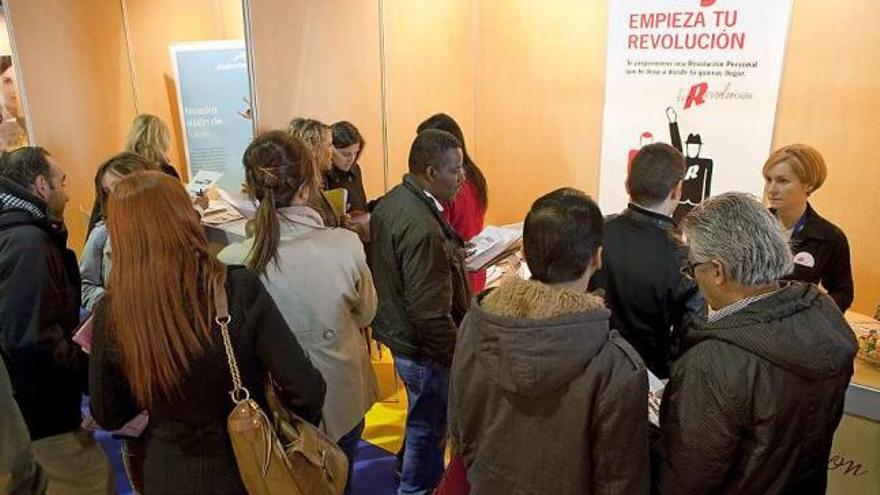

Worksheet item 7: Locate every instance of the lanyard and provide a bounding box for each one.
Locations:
[792,209,809,237]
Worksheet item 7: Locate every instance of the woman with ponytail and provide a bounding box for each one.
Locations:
[417,113,489,293]
[89,171,325,495]
[218,131,378,494]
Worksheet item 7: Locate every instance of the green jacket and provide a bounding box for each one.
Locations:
[370,174,470,365]
[1,358,46,494]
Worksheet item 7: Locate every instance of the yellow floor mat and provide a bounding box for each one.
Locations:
[363,345,406,453]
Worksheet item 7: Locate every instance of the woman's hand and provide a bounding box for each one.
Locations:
[343,210,371,242]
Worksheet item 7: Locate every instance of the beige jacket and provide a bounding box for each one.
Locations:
[218,206,378,441]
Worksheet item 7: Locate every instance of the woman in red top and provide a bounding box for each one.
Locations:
[417,113,489,293]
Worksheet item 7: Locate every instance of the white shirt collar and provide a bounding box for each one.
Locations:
[707,287,783,323]
[423,190,444,212]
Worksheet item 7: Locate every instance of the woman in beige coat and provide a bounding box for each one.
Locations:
[218,131,377,494]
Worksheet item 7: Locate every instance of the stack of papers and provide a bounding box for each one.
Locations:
[216,188,258,219]
[466,224,523,272]
[200,201,245,225]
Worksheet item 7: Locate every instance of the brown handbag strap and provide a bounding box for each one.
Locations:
[212,273,250,403]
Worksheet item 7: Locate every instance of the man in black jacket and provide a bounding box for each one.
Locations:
[0,147,114,494]
[657,192,857,494]
[371,129,469,494]
[590,143,704,378]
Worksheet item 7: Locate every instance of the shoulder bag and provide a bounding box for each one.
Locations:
[213,275,348,495]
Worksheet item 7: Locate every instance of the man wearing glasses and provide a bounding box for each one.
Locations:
[657,192,856,494]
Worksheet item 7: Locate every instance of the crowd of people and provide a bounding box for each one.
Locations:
[0,109,861,495]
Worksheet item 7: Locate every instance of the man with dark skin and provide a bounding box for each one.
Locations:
[370,129,470,495]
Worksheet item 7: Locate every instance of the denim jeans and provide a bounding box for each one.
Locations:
[121,436,146,494]
[393,354,449,495]
[337,419,365,495]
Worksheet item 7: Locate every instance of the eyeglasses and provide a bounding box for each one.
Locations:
[681,260,712,279]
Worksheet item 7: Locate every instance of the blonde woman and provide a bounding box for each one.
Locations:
[288,117,339,226]
[125,114,181,180]
[87,114,183,234]
[762,144,853,311]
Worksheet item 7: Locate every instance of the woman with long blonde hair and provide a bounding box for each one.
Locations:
[87,114,182,234]
[288,117,339,226]
[88,171,325,495]
[125,114,181,179]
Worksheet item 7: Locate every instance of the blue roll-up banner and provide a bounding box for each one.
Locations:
[170,40,253,192]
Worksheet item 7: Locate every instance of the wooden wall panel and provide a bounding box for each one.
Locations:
[5,0,876,311]
[247,0,385,199]
[123,0,245,179]
[473,0,609,225]
[382,0,476,188]
[773,0,880,315]
[5,0,137,252]
[0,15,11,55]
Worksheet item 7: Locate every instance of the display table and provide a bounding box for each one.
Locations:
[826,312,879,494]
[844,312,880,419]
[202,217,248,254]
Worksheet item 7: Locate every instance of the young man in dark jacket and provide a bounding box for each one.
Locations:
[590,143,704,378]
[448,188,649,494]
[657,192,857,494]
[371,129,470,494]
[0,147,114,494]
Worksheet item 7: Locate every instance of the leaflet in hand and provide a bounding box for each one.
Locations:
[73,315,94,353]
[186,170,222,196]
[323,188,349,220]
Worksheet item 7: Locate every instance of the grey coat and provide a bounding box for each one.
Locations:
[80,223,111,312]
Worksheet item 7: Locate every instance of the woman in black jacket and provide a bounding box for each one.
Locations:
[88,171,325,495]
[763,143,854,311]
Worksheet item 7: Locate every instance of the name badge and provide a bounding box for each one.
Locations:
[793,251,815,268]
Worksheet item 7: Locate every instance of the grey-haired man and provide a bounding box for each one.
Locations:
[657,192,857,494]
